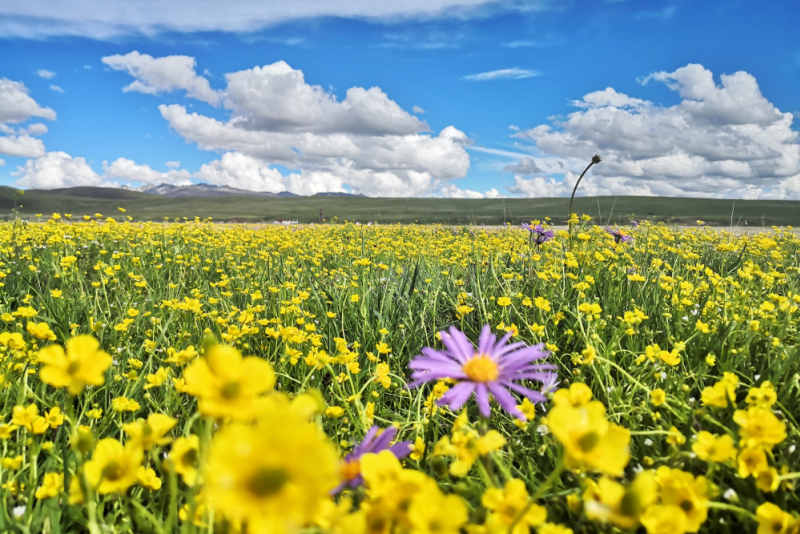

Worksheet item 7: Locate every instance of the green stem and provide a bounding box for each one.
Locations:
[707,501,757,521]
[508,462,565,533]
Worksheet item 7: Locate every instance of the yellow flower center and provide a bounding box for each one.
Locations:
[67,361,81,374]
[220,382,240,400]
[180,448,198,468]
[102,461,123,482]
[341,459,361,481]
[579,431,600,452]
[462,355,499,383]
[248,467,288,497]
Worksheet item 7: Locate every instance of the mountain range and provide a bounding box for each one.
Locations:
[130,183,363,198]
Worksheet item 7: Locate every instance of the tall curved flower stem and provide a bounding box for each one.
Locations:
[567,154,602,239]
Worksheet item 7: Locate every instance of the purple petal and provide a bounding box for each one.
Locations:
[477,324,495,355]
[370,426,399,453]
[353,426,380,456]
[388,441,413,459]
[487,382,526,420]
[475,383,491,417]
[502,381,547,403]
[438,381,477,412]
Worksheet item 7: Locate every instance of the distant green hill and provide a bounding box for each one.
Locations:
[1,186,797,226]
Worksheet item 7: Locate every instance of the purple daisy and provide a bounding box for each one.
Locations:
[332,425,411,493]
[408,325,556,420]
[521,223,554,245]
[605,227,633,244]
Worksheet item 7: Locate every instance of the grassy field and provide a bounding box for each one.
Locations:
[2,186,800,226]
[0,218,798,533]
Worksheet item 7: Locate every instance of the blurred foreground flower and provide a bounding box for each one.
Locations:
[334,425,412,493]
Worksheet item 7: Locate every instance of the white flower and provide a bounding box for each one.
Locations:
[12,506,25,518]
[536,425,549,435]
[723,489,737,502]
[644,438,653,446]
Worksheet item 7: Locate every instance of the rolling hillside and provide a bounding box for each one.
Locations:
[0,186,798,226]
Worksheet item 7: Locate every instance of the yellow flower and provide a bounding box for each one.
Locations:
[733,407,786,450]
[548,398,630,476]
[691,431,736,463]
[700,372,738,409]
[745,381,778,409]
[482,479,547,534]
[653,466,709,532]
[374,363,392,389]
[325,406,345,419]
[84,439,143,494]
[666,426,686,446]
[539,524,573,534]
[552,382,594,408]
[12,404,40,431]
[756,503,797,534]
[27,322,57,341]
[695,319,711,333]
[583,471,656,529]
[350,294,360,303]
[640,504,688,534]
[0,424,17,440]
[165,345,198,365]
[650,388,666,406]
[737,446,768,478]
[123,413,178,450]
[204,398,339,531]
[408,483,469,534]
[170,435,200,486]
[534,297,551,311]
[432,417,505,477]
[0,331,26,349]
[409,436,426,461]
[183,343,276,421]
[50,289,63,298]
[1,456,23,470]
[45,407,65,428]
[137,466,162,491]
[496,296,512,307]
[35,472,63,500]
[577,345,596,365]
[37,335,112,394]
[756,467,780,493]
[111,397,140,412]
[144,367,170,389]
[514,398,537,428]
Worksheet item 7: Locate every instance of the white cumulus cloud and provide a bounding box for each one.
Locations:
[0,79,55,157]
[103,158,193,185]
[0,135,46,158]
[50,84,64,93]
[12,151,104,189]
[102,51,220,105]
[0,78,56,124]
[151,59,471,196]
[508,63,800,199]
[36,69,56,79]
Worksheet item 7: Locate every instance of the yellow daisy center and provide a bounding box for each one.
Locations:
[340,459,361,481]
[462,355,499,383]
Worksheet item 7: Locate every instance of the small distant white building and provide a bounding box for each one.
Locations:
[273,220,299,225]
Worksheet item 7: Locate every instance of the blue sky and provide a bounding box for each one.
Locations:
[1,0,799,198]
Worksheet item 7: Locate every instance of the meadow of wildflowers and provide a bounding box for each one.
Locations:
[0,213,798,534]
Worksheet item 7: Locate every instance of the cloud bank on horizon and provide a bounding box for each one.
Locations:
[1,0,799,199]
